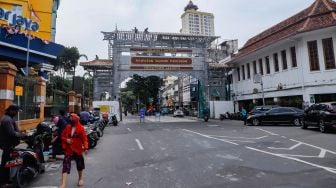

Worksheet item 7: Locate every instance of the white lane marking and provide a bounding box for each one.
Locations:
[182,129,239,145]
[246,146,336,174]
[135,139,144,150]
[208,135,268,140]
[277,154,321,158]
[281,136,287,139]
[318,149,327,158]
[127,128,132,132]
[255,128,279,135]
[268,142,302,150]
[290,139,336,155]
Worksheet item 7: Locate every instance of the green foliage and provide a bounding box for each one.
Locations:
[46,75,72,96]
[122,74,163,108]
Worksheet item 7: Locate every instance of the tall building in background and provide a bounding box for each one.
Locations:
[181,1,215,36]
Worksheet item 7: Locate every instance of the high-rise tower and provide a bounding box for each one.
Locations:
[181,1,215,36]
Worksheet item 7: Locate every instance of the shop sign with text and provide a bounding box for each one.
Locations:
[0,7,39,31]
[131,57,192,65]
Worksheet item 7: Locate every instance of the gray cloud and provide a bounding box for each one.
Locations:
[55,0,315,61]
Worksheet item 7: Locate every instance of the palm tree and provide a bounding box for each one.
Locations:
[56,47,88,90]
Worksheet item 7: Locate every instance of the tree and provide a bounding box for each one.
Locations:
[55,47,88,89]
[123,75,163,109]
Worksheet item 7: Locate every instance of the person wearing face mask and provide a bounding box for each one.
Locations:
[59,113,88,188]
[0,104,26,187]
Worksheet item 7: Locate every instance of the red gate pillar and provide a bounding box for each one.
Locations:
[76,94,82,113]
[68,91,76,113]
[0,62,17,117]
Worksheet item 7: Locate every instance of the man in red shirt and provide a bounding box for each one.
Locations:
[59,113,88,188]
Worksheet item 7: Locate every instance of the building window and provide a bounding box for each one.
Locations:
[265,56,270,74]
[247,63,251,79]
[290,46,297,67]
[242,65,245,80]
[307,40,320,71]
[322,38,336,69]
[237,67,240,81]
[273,53,279,72]
[259,58,263,75]
[253,61,257,75]
[281,50,288,70]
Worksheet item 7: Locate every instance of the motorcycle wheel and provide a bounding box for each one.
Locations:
[97,129,104,137]
[13,167,28,188]
[89,139,97,149]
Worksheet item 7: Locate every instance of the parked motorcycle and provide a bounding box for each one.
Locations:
[85,126,99,149]
[6,131,45,188]
[203,108,210,122]
[110,114,118,126]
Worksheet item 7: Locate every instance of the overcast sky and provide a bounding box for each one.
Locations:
[55,0,315,74]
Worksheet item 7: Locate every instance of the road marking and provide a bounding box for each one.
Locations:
[268,142,302,150]
[207,124,220,127]
[290,139,336,155]
[127,128,132,132]
[281,136,287,139]
[135,139,144,150]
[208,135,268,140]
[318,149,327,158]
[182,129,239,145]
[246,146,336,174]
[255,128,279,135]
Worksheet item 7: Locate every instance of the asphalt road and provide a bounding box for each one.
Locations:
[29,115,336,188]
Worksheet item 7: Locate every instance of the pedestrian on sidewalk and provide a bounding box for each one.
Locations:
[59,113,88,188]
[240,106,247,126]
[0,104,26,187]
[50,110,69,161]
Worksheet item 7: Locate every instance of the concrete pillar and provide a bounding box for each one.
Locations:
[76,94,82,113]
[68,91,76,113]
[35,77,46,119]
[0,62,17,117]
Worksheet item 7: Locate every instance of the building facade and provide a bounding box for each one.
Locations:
[229,0,336,110]
[181,1,215,36]
[0,0,59,41]
[0,0,64,130]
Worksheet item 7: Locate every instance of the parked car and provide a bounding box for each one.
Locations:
[302,102,336,133]
[247,107,303,126]
[249,105,279,115]
[173,109,184,117]
[161,108,170,115]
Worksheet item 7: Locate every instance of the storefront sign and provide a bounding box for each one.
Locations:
[15,86,23,96]
[130,48,192,53]
[0,7,39,31]
[131,57,192,65]
[130,66,193,71]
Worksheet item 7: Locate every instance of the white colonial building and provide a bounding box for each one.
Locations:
[229,0,336,110]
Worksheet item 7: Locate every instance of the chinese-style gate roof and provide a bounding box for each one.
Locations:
[80,59,112,70]
[236,0,336,60]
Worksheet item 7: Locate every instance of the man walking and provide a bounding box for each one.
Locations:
[0,104,26,187]
[241,106,247,126]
